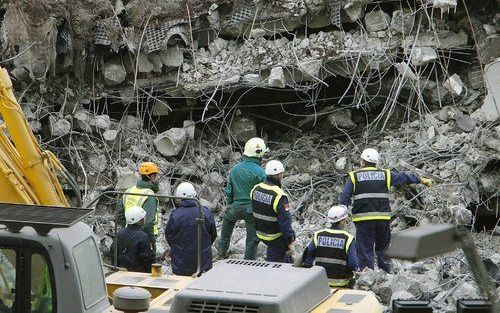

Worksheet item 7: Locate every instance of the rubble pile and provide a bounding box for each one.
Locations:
[0,0,498,311]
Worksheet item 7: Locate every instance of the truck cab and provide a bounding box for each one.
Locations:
[0,203,110,313]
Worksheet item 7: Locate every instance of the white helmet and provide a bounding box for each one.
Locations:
[361,148,379,164]
[126,206,147,225]
[243,137,267,158]
[328,205,348,223]
[265,160,285,175]
[175,182,197,198]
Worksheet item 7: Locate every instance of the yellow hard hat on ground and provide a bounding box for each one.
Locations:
[138,162,159,175]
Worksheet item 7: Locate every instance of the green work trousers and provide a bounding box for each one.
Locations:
[219,204,259,260]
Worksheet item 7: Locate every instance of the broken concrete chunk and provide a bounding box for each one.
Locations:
[483,24,496,35]
[154,128,187,157]
[137,53,154,73]
[49,116,71,137]
[124,115,143,130]
[229,116,257,142]
[183,120,196,140]
[73,111,91,132]
[327,110,356,129]
[335,157,347,170]
[452,204,472,225]
[115,166,137,190]
[298,59,322,80]
[390,10,414,34]
[160,47,183,68]
[456,115,476,132]
[411,47,438,66]
[243,74,262,85]
[90,114,111,131]
[438,31,468,49]
[250,28,266,39]
[152,100,171,116]
[428,0,457,16]
[473,60,500,122]
[103,129,118,144]
[268,66,286,88]
[103,58,127,85]
[443,74,464,95]
[364,10,391,32]
[343,0,372,22]
[394,62,418,81]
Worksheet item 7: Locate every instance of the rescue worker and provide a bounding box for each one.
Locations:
[340,148,433,273]
[118,162,160,251]
[303,205,359,288]
[113,206,155,273]
[218,137,267,260]
[251,160,295,263]
[165,182,217,276]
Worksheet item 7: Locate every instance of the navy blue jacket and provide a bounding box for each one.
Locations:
[340,170,421,207]
[113,224,155,273]
[165,200,217,276]
[303,225,359,271]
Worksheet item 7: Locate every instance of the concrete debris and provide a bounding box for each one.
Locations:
[456,115,476,132]
[154,128,187,157]
[327,110,356,129]
[3,2,500,310]
[229,116,257,142]
[49,116,71,137]
[103,58,127,85]
[473,60,500,122]
[115,166,137,190]
[160,47,183,68]
[103,129,118,144]
[268,66,286,88]
[443,74,464,95]
[364,10,391,33]
[411,47,438,66]
[390,10,414,34]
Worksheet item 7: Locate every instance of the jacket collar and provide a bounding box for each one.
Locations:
[177,199,197,208]
[265,176,281,187]
[127,224,143,231]
[136,179,159,193]
[329,224,344,230]
[359,166,378,171]
[242,155,261,164]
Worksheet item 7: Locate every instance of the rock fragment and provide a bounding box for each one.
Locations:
[411,47,438,66]
[103,58,127,85]
[268,66,286,88]
[154,128,188,157]
[229,116,257,142]
[443,74,464,95]
[390,10,414,34]
[364,10,391,32]
[49,116,71,137]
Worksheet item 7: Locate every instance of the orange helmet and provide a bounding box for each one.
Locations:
[138,162,159,175]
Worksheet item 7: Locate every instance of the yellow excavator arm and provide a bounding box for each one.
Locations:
[0,67,68,206]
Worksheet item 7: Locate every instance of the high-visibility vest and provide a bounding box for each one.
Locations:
[313,229,354,287]
[348,167,391,222]
[250,182,286,242]
[123,185,159,235]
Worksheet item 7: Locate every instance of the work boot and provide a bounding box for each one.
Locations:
[217,247,231,259]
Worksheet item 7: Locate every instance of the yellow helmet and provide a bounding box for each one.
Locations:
[138,162,159,175]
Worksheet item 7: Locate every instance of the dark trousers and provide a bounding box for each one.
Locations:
[264,237,293,263]
[355,220,391,273]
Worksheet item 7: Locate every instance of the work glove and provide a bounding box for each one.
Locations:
[420,178,434,188]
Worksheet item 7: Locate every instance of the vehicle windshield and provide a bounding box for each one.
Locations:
[72,237,106,308]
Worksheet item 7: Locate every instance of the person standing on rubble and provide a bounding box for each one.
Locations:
[251,160,295,263]
[303,205,359,288]
[218,137,267,260]
[340,148,434,273]
[119,162,161,252]
[165,182,217,276]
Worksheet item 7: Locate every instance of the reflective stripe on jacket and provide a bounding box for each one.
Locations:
[348,167,391,222]
[313,229,354,287]
[123,185,160,235]
[251,182,285,241]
